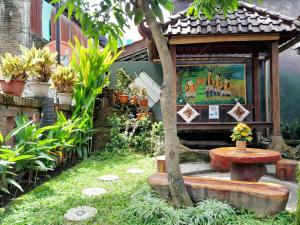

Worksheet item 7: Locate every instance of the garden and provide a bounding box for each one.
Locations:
[0,0,299,224]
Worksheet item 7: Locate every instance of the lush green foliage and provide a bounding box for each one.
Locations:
[282,120,300,140]
[70,38,121,132]
[116,68,132,94]
[0,112,91,196]
[54,0,242,51]
[126,188,235,225]
[105,114,164,155]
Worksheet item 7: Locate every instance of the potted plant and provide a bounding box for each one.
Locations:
[116,69,132,104]
[0,53,31,96]
[23,46,57,97]
[139,87,148,107]
[136,107,148,120]
[129,85,140,105]
[230,123,253,150]
[51,65,77,105]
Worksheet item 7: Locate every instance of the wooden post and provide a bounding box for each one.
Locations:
[252,50,260,121]
[270,41,281,136]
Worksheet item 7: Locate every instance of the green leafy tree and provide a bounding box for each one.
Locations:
[54,0,240,207]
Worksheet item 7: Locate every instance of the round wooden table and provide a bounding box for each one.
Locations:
[210,147,281,182]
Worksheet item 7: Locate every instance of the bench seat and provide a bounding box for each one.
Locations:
[148,173,289,216]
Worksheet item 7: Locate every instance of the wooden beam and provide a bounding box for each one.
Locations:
[265,35,300,60]
[270,41,281,136]
[252,50,261,121]
[169,34,280,45]
[177,122,273,131]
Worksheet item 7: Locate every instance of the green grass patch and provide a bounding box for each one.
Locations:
[0,153,154,225]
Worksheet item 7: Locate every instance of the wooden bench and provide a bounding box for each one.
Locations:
[148,173,289,216]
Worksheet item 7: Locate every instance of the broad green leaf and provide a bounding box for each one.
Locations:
[6,178,23,192]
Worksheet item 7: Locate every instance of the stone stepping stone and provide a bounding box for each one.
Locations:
[99,175,119,181]
[127,168,144,174]
[82,188,107,196]
[64,206,97,222]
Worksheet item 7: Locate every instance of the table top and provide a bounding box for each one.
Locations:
[210,147,281,164]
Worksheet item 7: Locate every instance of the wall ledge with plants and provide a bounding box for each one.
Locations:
[0,93,71,111]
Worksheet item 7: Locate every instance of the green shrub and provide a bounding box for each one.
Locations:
[126,188,183,225]
[105,114,164,155]
[126,188,236,225]
[184,199,235,225]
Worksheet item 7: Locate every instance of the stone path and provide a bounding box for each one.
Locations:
[99,175,119,181]
[82,188,107,196]
[64,206,97,222]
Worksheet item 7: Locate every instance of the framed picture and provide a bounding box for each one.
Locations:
[177,64,247,105]
[209,105,219,119]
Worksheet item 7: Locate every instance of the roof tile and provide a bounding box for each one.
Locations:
[163,1,300,36]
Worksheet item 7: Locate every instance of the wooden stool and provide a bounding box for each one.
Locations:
[276,159,299,181]
[156,155,166,173]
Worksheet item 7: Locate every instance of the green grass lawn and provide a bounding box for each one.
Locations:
[0,152,295,225]
[0,153,155,225]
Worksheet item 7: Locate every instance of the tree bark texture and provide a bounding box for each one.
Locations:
[137,0,193,207]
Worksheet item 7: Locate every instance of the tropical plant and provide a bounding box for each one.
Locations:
[116,68,132,95]
[231,123,253,142]
[22,45,57,82]
[51,65,78,93]
[70,38,121,152]
[0,53,31,82]
[105,114,164,155]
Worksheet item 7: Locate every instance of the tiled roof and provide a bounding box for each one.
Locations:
[163,1,300,36]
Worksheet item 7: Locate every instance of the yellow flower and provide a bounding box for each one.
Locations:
[241,131,248,136]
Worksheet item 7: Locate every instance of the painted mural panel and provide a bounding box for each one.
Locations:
[177,64,246,105]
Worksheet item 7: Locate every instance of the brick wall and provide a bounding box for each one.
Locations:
[0,94,71,136]
[0,0,34,55]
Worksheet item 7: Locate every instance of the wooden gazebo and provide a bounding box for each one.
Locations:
[139,2,300,144]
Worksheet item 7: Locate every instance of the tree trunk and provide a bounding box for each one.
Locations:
[137,0,193,207]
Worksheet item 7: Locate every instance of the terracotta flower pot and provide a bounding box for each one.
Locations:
[58,93,72,105]
[139,98,148,107]
[136,113,148,120]
[236,141,247,151]
[119,95,129,104]
[29,82,50,97]
[0,80,25,96]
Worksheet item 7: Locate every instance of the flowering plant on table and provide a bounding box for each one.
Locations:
[231,123,253,142]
